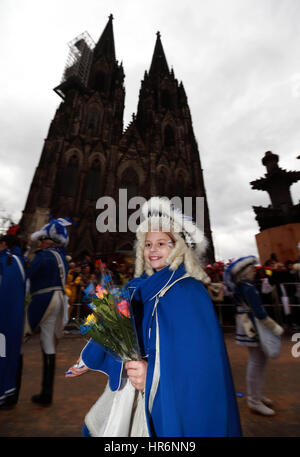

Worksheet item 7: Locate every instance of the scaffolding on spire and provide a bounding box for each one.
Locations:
[54,31,95,99]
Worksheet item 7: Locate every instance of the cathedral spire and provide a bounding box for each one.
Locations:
[148,31,169,78]
[93,13,116,61]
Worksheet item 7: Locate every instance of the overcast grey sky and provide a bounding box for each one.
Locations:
[0,0,299,261]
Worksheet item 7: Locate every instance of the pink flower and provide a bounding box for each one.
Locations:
[116,300,130,318]
[96,285,108,299]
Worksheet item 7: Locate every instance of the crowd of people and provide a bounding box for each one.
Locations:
[64,255,134,322]
[8,237,300,330]
[63,252,300,331]
[204,255,300,330]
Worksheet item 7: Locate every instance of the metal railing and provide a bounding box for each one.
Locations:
[212,282,300,328]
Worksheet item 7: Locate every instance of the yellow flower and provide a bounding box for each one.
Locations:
[84,314,97,326]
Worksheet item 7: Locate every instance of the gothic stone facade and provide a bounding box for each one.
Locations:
[20,16,215,263]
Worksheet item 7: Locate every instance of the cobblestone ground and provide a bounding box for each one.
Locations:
[0,331,299,437]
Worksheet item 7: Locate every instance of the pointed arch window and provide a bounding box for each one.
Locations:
[85,158,101,200]
[59,154,79,197]
[156,169,167,196]
[164,125,175,148]
[87,107,100,136]
[120,168,139,201]
[161,90,172,110]
[177,171,186,200]
[95,71,107,92]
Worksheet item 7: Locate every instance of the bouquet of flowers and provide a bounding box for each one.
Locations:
[74,271,140,362]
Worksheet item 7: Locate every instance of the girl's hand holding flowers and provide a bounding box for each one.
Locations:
[125,360,148,391]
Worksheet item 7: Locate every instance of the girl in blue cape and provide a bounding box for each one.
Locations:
[67,197,242,437]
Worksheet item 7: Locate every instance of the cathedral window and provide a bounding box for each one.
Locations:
[161,90,172,110]
[85,158,101,200]
[156,169,167,196]
[95,71,107,92]
[120,168,139,201]
[177,172,185,200]
[87,108,100,136]
[164,125,175,148]
[59,154,79,197]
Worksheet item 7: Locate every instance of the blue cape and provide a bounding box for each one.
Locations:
[82,264,242,437]
[0,249,26,404]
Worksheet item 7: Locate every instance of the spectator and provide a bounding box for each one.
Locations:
[94,258,103,284]
[80,265,91,289]
[264,253,278,268]
[81,255,94,274]
[65,263,82,321]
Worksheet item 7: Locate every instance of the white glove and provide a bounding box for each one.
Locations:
[240,314,256,338]
[261,316,284,336]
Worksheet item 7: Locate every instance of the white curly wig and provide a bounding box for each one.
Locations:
[134,197,210,285]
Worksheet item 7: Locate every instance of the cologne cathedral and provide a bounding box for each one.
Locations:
[19,15,215,263]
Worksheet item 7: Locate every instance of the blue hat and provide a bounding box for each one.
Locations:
[31,214,73,246]
[224,256,257,291]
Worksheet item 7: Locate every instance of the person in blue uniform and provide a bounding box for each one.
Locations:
[224,256,284,416]
[25,216,71,406]
[0,234,26,408]
[67,197,242,437]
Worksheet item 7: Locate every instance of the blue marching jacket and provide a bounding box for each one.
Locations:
[26,247,69,332]
[233,280,268,346]
[0,248,26,404]
[81,264,242,437]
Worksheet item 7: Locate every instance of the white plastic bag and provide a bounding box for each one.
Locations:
[85,378,137,437]
[254,317,281,358]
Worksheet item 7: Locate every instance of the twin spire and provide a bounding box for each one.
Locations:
[148,31,169,77]
[93,13,116,61]
[94,14,170,77]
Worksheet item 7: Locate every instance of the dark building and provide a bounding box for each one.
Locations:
[19,15,215,263]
